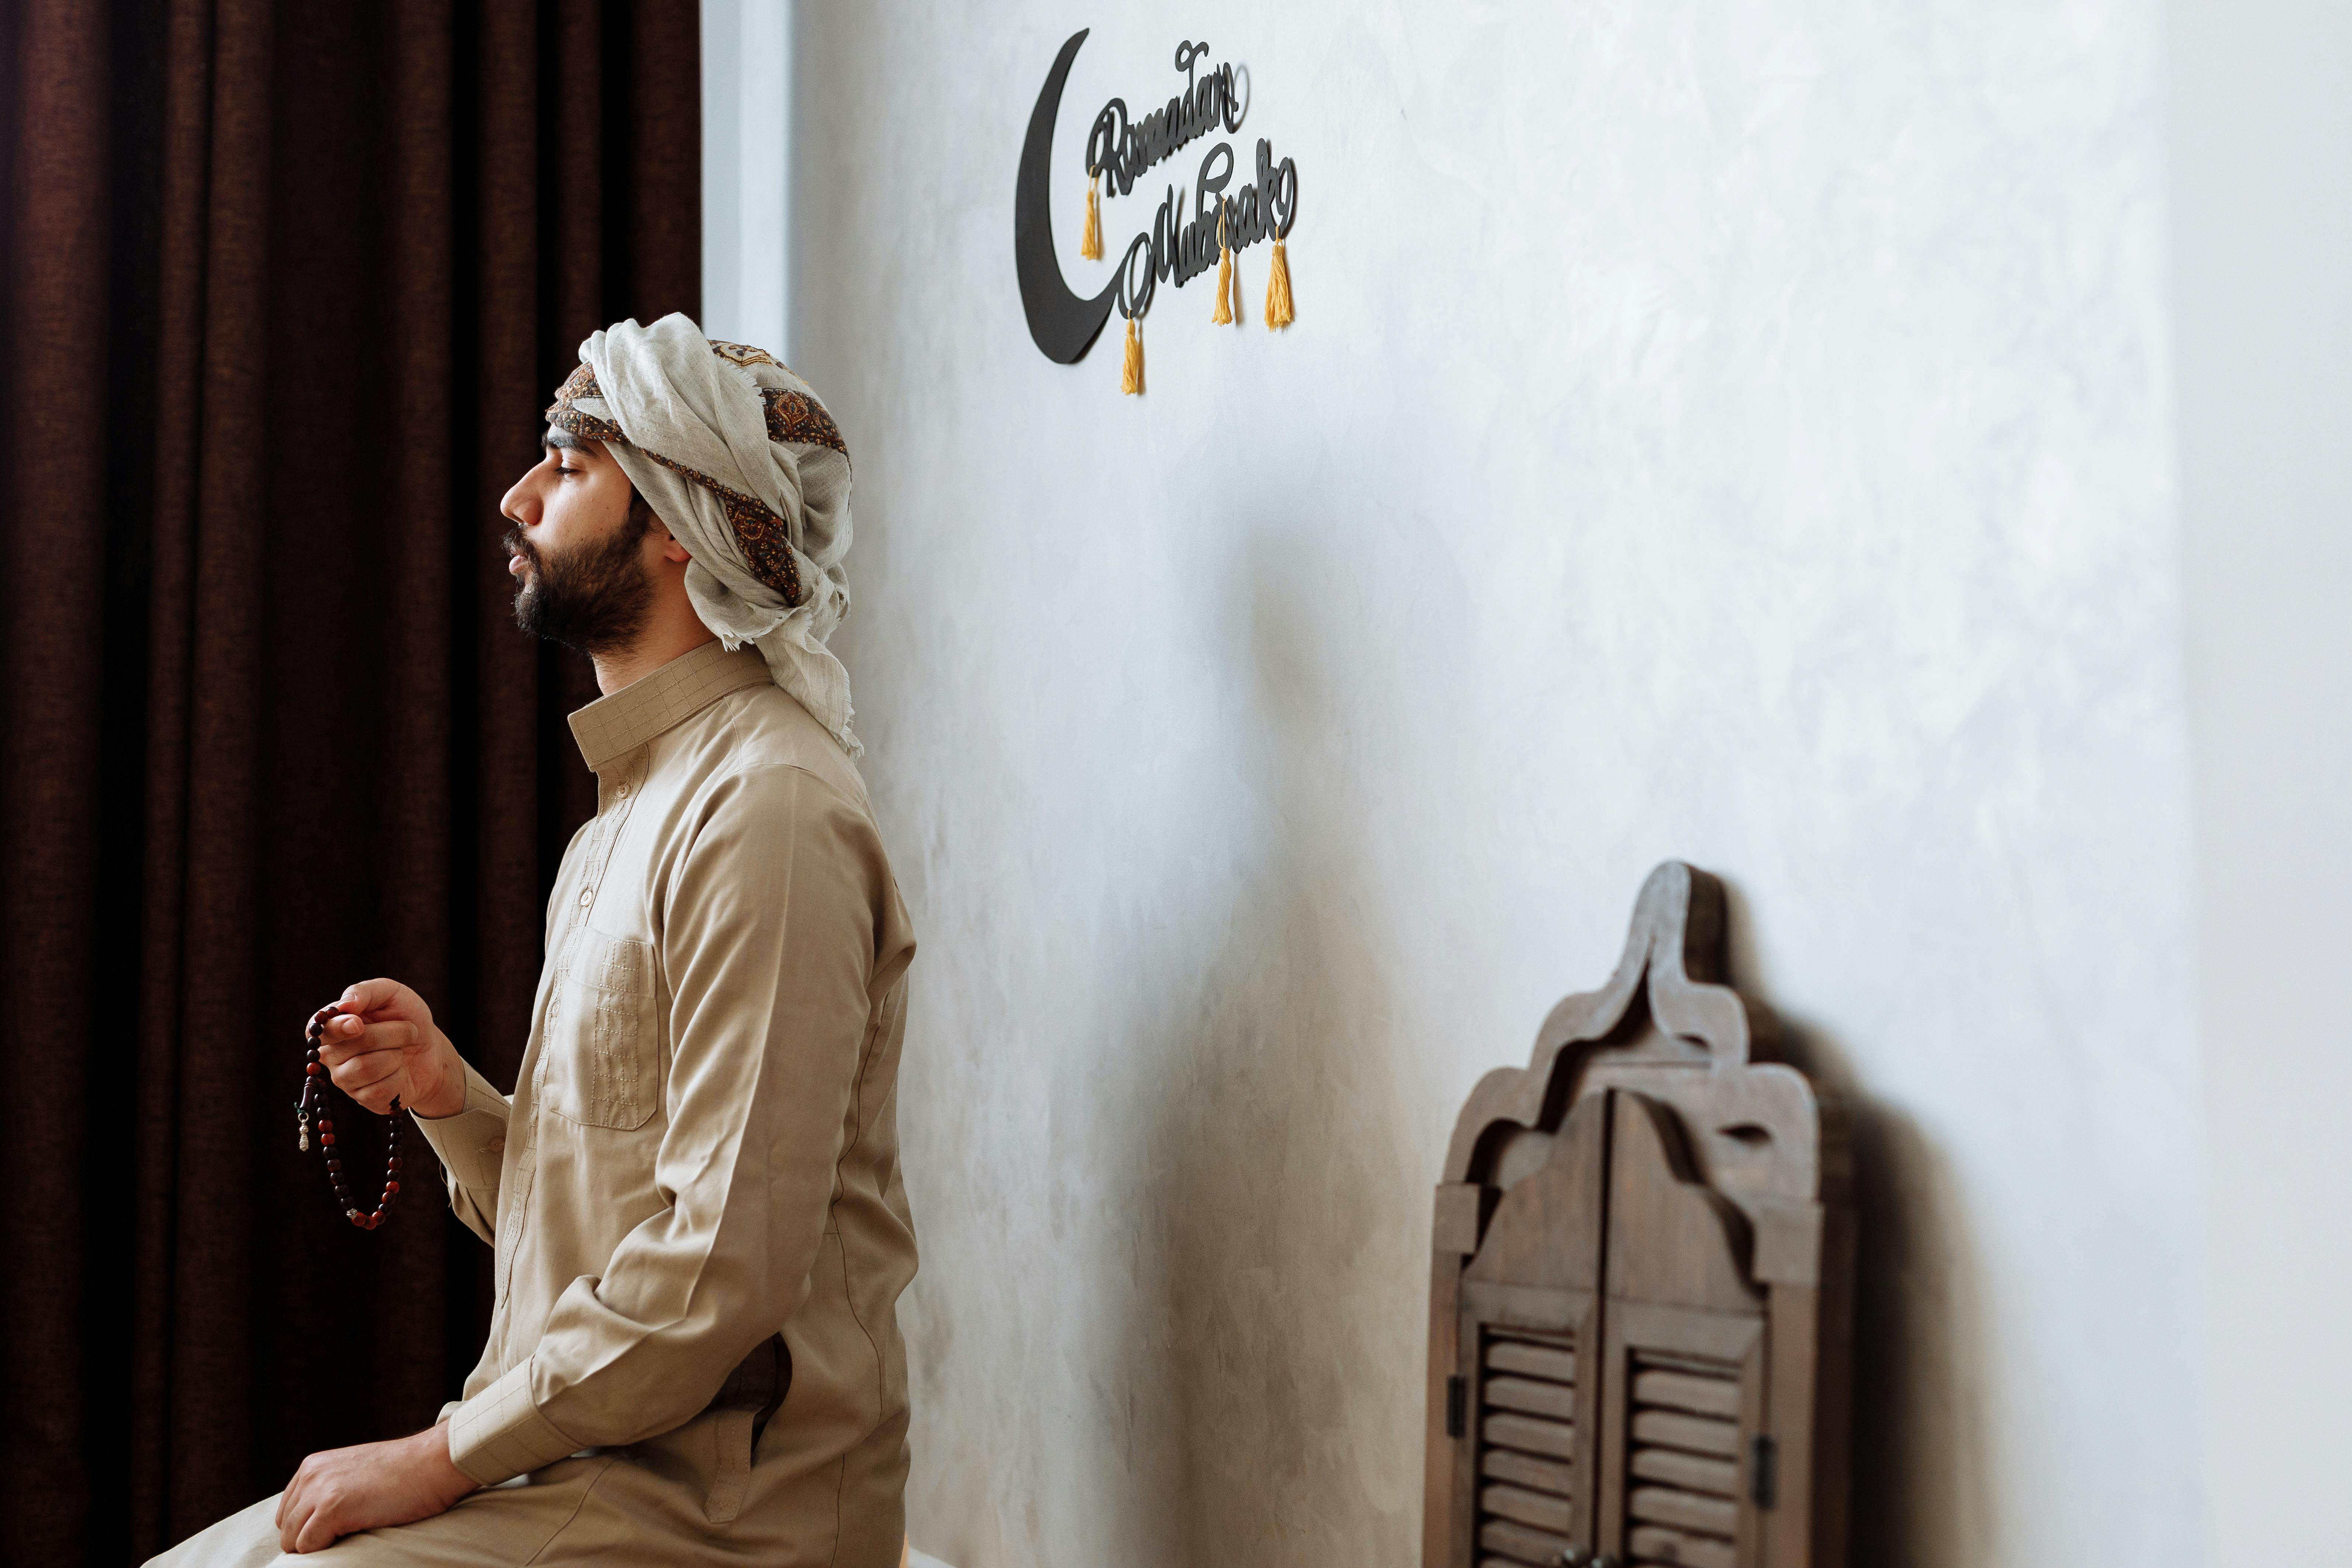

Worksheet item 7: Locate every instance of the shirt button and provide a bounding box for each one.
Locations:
[578,888,593,907]
[616,783,630,798]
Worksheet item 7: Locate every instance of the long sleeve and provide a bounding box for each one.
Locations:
[410,1055,512,1245]
[445,764,889,1485]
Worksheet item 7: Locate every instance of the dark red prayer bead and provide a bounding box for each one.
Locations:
[300,1021,400,1231]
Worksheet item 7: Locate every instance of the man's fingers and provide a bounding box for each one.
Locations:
[334,973,421,1025]
[341,973,400,1011]
[292,1496,338,1554]
[317,1020,420,1068]
[329,1052,403,1096]
[344,1074,404,1114]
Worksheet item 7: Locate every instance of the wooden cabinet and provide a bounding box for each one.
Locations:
[1424,864,1852,1568]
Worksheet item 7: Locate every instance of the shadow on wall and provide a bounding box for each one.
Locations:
[1843,1098,1995,1567]
[1105,519,1428,1565]
[981,501,1989,1565]
[1725,889,1996,1568]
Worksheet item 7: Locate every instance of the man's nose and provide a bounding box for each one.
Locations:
[499,473,538,527]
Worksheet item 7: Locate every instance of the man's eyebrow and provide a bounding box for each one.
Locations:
[542,427,588,454]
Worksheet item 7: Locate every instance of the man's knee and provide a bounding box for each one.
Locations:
[142,1493,286,1568]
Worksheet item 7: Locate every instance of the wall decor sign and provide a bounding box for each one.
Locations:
[1015,28,1298,393]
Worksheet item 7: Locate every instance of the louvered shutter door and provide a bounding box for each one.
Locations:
[1595,1094,1770,1568]
[1623,1351,1745,1566]
[1449,1094,1609,1567]
[1477,1329,1580,1550]
[1424,864,1850,1568]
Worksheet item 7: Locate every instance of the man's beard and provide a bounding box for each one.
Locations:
[505,511,654,655]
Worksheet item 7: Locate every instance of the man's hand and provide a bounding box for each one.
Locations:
[274,1420,478,1553]
[313,979,467,1120]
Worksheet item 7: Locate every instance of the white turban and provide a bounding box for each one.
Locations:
[546,313,861,756]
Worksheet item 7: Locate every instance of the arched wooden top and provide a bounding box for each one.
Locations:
[1442,863,1822,1207]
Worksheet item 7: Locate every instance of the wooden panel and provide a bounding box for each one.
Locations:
[1485,1341,1576,1382]
[1606,1094,1765,1313]
[1481,1448,1574,1495]
[1630,1409,1740,1458]
[1481,1411,1574,1460]
[1460,1281,1590,1333]
[1435,1181,1487,1256]
[1480,1484,1573,1532]
[1464,1094,1612,1294]
[1630,1446,1738,1495]
[1603,1340,1753,1567]
[1442,1092,1613,1567]
[1596,1097,1771,1567]
[1629,1523,1738,1568]
[1633,1368,1741,1418]
[1629,1484,1739,1534]
[1483,1375,1576,1420]
[1476,1518,1572,1565]
[1613,1299,1767,1361]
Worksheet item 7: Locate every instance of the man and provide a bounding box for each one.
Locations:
[152,315,917,1565]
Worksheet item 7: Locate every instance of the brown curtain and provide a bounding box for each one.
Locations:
[0,1,700,1558]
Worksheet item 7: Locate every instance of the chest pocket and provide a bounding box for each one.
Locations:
[544,925,663,1130]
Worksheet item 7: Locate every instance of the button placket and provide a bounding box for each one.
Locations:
[573,759,647,920]
[503,752,644,1308]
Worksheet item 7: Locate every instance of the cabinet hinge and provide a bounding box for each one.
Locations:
[1446,1374,1467,1438]
[1750,1433,1778,1508]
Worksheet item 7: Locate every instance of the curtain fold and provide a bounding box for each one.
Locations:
[0,3,701,1558]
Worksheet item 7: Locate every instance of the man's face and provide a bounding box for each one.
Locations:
[499,429,655,655]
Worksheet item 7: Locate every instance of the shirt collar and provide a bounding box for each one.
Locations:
[567,639,771,775]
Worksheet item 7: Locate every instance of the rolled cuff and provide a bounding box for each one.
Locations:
[409,1060,510,1193]
[446,1359,584,1486]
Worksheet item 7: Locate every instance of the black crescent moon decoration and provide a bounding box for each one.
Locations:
[1016,29,1120,364]
[1018,30,1300,367]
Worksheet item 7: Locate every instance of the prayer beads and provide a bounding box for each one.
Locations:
[297,1005,405,1229]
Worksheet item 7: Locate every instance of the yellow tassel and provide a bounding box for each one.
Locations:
[1264,222,1295,330]
[1211,204,1234,325]
[1080,169,1103,262]
[1120,315,1143,395]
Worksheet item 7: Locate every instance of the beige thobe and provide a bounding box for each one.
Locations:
[152,641,919,1566]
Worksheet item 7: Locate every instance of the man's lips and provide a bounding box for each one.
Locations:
[507,552,529,578]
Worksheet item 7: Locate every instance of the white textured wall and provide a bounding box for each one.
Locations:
[2169,0,2352,1561]
[711,4,2204,1563]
